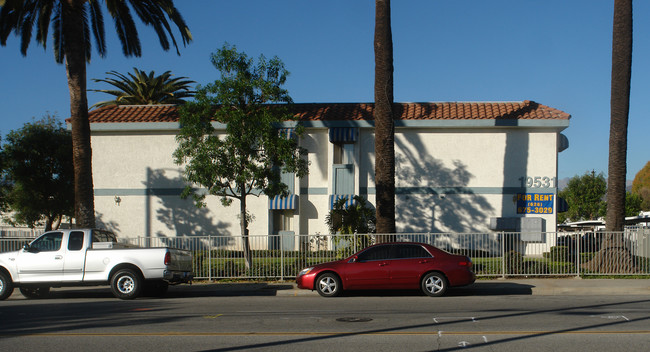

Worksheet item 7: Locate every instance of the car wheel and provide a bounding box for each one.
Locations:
[0,271,14,300]
[110,269,143,300]
[19,286,50,299]
[421,272,448,297]
[316,273,341,297]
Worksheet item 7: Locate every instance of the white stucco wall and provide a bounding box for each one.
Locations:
[91,122,563,240]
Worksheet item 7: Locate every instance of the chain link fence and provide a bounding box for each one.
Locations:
[2,229,649,279]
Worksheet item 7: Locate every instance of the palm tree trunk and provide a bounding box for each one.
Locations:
[63,1,95,228]
[374,0,396,241]
[606,0,632,232]
[584,0,633,273]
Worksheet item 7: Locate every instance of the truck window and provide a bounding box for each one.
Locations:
[92,230,117,243]
[30,232,63,252]
[68,231,84,251]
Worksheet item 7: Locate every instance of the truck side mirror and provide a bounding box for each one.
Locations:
[23,244,37,253]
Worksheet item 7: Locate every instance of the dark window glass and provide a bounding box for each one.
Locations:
[30,233,63,252]
[392,244,432,259]
[357,245,391,261]
[92,230,117,243]
[68,231,84,251]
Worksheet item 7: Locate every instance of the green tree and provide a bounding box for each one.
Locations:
[558,171,607,223]
[90,68,195,108]
[374,0,396,240]
[631,161,650,210]
[625,192,642,216]
[174,44,309,270]
[0,0,191,228]
[0,116,74,231]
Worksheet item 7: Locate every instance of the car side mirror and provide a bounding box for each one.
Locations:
[349,256,358,263]
[23,244,38,253]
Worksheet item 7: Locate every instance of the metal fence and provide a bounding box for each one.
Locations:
[2,229,649,280]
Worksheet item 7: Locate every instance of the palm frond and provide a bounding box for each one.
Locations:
[35,1,54,47]
[51,3,63,63]
[105,0,140,57]
[87,0,105,57]
[90,67,195,108]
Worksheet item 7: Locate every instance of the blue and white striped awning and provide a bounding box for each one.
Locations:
[269,194,298,210]
[278,128,296,140]
[329,128,358,143]
[329,194,357,210]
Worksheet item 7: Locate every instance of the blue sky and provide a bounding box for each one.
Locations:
[0,1,648,181]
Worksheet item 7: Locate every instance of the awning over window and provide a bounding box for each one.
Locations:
[329,194,357,210]
[329,128,358,143]
[269,194,298,210]
[278,128,296,140]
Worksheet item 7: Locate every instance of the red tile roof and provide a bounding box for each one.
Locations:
[87,101,570,123]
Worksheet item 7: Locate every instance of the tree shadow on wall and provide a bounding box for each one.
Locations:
[95,212,121,234]
[144,168,233,248]
[394,147,494,234]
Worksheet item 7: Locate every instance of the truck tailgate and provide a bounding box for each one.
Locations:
[167,249,193,272]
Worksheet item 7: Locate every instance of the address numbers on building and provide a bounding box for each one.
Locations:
[518,176,557,188]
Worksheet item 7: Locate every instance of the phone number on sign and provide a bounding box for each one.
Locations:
[517,207,553,214]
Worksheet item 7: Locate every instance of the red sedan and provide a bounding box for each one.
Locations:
[296,242,475,297]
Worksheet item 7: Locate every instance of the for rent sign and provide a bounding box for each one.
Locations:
[516,193,554,214]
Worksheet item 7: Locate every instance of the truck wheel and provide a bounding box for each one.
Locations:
[110,269,143,300]
[0,271,14,300]
[20,287,50,299]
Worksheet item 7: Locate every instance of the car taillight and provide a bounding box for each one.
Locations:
[164,251,171,266]
[459,257,472,268]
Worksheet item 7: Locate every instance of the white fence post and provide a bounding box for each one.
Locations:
[501,231,506,279]
[208,233,212,282]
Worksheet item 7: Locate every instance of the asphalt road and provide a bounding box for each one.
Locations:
[1,283,649,351]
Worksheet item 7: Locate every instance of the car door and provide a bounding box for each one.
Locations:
[16,232,65,283]
[388,244,434,288]
[343,244,392,289]
[63,231,87,282]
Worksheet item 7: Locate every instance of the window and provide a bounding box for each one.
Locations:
[92,230,117,243]
[357,245,391,262]
[68,231,85,251]
[392,244,432,259]
[30,232,63,252]
[334,143,354,164]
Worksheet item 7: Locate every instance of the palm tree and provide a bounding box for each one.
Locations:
[583,0,633,273]
[374,0,396,240]
[606,0,632,232]
[90,68,195,108]
[0,0,191,227]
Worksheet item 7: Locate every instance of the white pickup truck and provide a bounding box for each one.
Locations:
[0,228,193,300]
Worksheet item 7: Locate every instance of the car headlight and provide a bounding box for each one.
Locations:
[298,267,313,276]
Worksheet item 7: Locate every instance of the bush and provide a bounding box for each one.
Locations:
[505,250,524,274]
[544,246,571,262]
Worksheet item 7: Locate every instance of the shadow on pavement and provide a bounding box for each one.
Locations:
[448,281,534,296]
[14,281,534,300]
[31,283,297,300]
